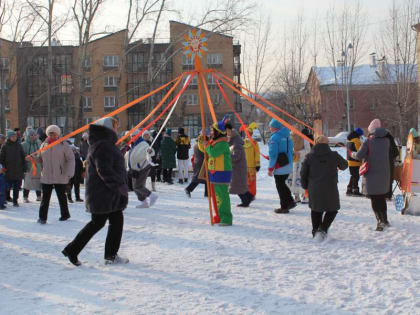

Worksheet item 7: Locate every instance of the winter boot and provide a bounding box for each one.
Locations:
[346,188,353,196]
[184,178,188,183]
[151,181,156,192]
[185,189,191,198]
[37,218,46,224]
[105,254,129,265]
[376,222,385,231]
[274,208,289,214]
[352,188,363,197]
[149,193,158,207]
[67,196,74,203]
[24,197,29,203]
[136,200,149,208]
[59,215,71,221]
[13,201,19,207]
[314,229,327,242]
[36,196,42,202]
[178,179,183,184]
[381,209,390,227]
[62,248,82,266]
[237,193,251,207]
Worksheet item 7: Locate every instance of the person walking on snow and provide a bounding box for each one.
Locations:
[301,136,348,240]
[79,132,89,161]
[143,131,158,192]
[125,130,158,208]
[226,123,254,207]
[66,145,84,203]
[202,117,233,226]
[33,125,74,223]
[287,128,311,203]
[175,127,191,184]
[346,128,364,196]
[21,129,42,202]
[351,118,391,231]
[242,122,260,198]
[62,117,129,266]
[160,129,177,184]
[268,119,295,214]
[185,135,208,198]
[0,130,26,207]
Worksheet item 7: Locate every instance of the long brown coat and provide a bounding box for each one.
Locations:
[229,130,248,195]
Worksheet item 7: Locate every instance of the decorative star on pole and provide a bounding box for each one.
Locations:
[183,29,208,66]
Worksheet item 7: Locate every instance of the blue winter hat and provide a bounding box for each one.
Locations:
[6,130,17,139]
[355,128,364,136]
[166,128,172,136]
[269,119,283,130]
[212,116,229,134]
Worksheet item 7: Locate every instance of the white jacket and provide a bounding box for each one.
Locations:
[125,141,155,171]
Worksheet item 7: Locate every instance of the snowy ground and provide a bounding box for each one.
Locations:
[1,147,420,314]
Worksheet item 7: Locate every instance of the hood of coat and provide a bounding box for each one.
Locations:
[229,130,244,146]
[347,131,359,141]
[272,125,290,139]
[372,127,388,138]
[88,124,118,145]
[312,143,332,156]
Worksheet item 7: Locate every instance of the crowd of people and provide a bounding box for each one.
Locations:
[0,116,404,265]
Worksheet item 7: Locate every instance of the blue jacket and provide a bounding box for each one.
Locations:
[268,125,293,175]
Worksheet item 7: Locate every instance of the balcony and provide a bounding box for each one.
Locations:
[234,63,241,76]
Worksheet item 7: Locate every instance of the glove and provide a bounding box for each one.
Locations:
[256,166,260,172]
[119,185,129,198]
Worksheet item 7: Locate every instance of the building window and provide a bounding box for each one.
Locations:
[6,119,11,130]
[104,96,117,108]
[184,94,198,106]
[83,77,92,89]
[182,55,194,66]
[207,74,217,86]
[211,93,221,105]
[0,58,9,70]
[184,115,200,138]
[104,76,118,87]
[0,76,8,90]
[83,56,91,69]
[182,75,198,87]
[83,96,92,109]
[207,53,222,65]
[103,55,118,67]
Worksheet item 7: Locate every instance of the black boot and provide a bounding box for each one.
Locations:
[237,193,250,207]
[62,248,81,266]
[352,188,363,197]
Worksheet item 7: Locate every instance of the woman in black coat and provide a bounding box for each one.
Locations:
[66,147,84,202]
[301,136,348,239]
[62,117,129,266]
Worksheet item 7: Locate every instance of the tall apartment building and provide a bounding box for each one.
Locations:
[1,21,241,137]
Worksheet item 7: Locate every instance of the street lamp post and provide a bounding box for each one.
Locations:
[341,43,353,132]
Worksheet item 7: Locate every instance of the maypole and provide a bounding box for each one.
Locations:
[183,29,218,225]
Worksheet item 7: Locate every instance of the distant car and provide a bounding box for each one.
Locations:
[328,131,349,147]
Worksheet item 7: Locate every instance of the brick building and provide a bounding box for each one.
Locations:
[303,62,417,141]
[1,21,241,137]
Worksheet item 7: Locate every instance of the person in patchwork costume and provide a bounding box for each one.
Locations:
[203,117,233,226]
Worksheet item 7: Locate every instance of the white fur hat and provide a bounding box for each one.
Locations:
[46,125,61,136]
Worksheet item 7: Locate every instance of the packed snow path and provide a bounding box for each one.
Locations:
[1,148,420,314]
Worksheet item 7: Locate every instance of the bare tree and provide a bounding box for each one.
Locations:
[26,0,70,126]
[274,12,313,124]
[0,0,41,133]
[323,1,367,130]
[72,0,106,132]
[377,0,419,142]
[241,10,277,123]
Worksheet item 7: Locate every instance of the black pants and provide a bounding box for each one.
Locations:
[186,180,208,196]
[64,210,124,259]
[370,194,388,224]
[132,166,151,201]
[67,179,81,200]
[149,165,157,183]
[311,211,337,235]
[39,184,70,221]
[347,166,360,192]
[163,168,173,183]
[23,189,41,198]
[274,174,294,208]
[386,163,394,199]
[7,180,22,203]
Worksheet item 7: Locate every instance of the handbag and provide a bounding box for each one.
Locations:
[359,139,370,176]
[276,138,289,168]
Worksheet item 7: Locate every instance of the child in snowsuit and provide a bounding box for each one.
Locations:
[203,117,233,226]
[243,122,260,198]
[301,136,348,239]
[346,128,364,196]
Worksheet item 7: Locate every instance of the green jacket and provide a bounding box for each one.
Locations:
[205,137,232,184]
[160,136,177,169]
[21,137,42,174]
